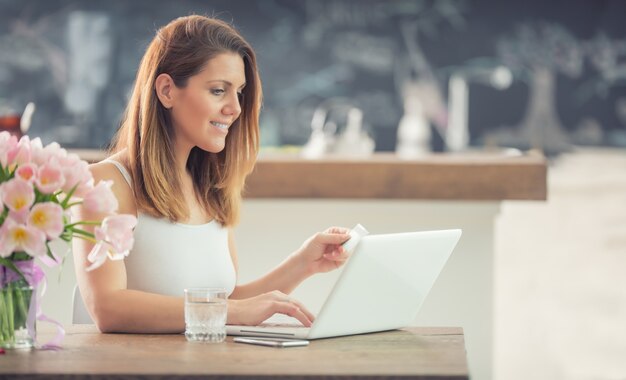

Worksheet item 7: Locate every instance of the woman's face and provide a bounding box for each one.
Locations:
[169,52,246,153]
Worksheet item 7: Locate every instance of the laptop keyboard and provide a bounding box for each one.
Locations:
[259,322,305,328]
[258,314,308,328]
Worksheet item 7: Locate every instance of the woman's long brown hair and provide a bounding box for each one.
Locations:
[111,15,261,226]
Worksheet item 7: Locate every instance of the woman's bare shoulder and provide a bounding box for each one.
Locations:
[90,153,125,183]
[89,152,136,215]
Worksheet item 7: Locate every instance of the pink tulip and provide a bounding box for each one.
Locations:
[55,151,80,166]
[7,135,32,168]
[36,164,65,194]
[1,178,35,213]
[60,158,93,196]
[98,214,137,252]
[15,163,38,183]
[0,131,18,167]
[29,137,45,166]
[0,223,10,258]
[0,218,47,258]
[49,151,79,173]
[86,214,137,271]
[85,241,110,271]
[83,180,118,215]
[37,142,67,166]
[28,202,64,239]
[8,209,29,225]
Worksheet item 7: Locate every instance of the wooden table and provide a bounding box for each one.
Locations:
[1,326,468,379]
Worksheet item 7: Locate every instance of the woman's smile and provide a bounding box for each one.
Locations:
[210,120,230,134]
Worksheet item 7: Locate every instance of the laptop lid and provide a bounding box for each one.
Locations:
[307,229,462,339]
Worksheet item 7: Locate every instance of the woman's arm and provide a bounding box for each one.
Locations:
[229,228,351,300]
[73,161,317,333]
[73,161,187,333]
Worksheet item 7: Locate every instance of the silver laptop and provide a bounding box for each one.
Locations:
[226,226,462,340]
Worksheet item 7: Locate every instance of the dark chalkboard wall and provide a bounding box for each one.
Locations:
[1,0,625,152]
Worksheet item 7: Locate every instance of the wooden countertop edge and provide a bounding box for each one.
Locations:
[245,153,547,200]
[4,325,469,380]
[70,149,547,201]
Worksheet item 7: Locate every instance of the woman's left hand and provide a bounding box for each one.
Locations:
[293,227,351,275]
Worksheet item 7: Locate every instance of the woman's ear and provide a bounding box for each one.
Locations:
[155,73,176,109]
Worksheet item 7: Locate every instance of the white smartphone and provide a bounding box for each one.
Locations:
[233,336,310,348]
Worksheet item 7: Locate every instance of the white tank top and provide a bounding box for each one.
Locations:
[103,159,236,297]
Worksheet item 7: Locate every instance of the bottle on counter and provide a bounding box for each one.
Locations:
[0,101,35,139]
[396,82,431,158]
[333,107,375,157]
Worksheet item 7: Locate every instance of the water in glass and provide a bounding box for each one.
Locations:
[184,289,227,343]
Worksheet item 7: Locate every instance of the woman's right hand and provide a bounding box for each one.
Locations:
[227,291,315,327]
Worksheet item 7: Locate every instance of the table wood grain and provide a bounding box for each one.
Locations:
[0,326,469,379]
[245,152,547,200]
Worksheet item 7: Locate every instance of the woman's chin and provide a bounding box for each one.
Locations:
[197,141,226,154]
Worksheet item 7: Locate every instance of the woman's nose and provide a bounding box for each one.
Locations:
[223,92,241,117]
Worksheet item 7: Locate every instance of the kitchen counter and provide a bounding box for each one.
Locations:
[246,152,546,200]
[70,149,547,200]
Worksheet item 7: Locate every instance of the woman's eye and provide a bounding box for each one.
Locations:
[211,89,225,96]
[237,92,243,100]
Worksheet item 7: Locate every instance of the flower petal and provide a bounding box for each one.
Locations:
[83,180,118,215]
[86,242,109,272]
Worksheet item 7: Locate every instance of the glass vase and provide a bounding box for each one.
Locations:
[0,280,35,349]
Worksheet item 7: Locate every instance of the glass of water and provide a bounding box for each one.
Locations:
[184,287,227,343]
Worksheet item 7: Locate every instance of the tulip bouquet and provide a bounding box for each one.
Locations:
[0,131,137,349]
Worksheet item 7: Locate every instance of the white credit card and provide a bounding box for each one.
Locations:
[341,223,369,253]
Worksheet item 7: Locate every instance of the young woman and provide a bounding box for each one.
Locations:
[73,15,351,333]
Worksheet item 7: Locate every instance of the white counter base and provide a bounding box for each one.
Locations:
[235,199,499,380]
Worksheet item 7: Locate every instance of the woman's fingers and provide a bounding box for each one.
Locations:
[319,227,353,261]
[323,254,348,262]
[267,291,316,326]
[325,226,351,235]
[273,302,313,327]
[316,231,351,246]
[286,297,316,323]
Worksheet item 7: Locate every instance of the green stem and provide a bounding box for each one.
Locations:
[71,228,97,239]
[6,284,15,343]
[0,290,8,342]
[0,283,34,347]
[14,286,31,332]
[0,206,8,226]
[60,184,78,209]
[66,221,102,228]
